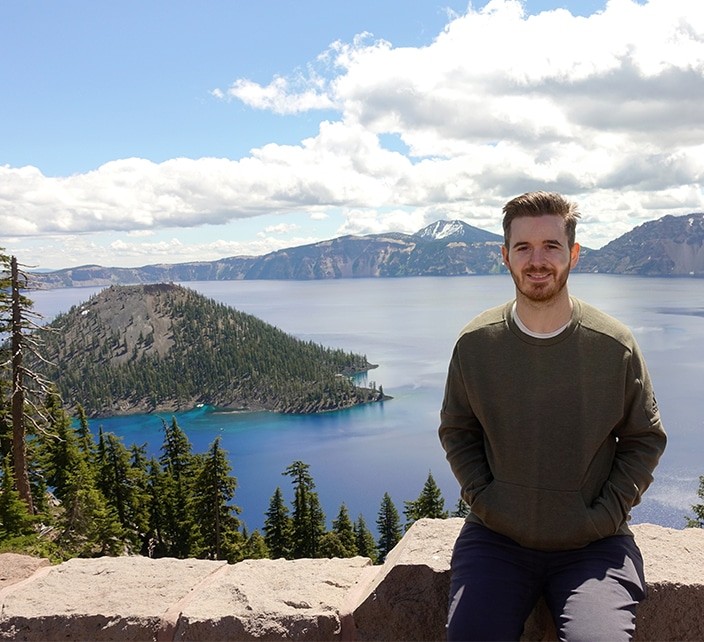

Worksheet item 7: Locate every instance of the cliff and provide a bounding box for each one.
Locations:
[0,521,702,641]
[577,213,704,275]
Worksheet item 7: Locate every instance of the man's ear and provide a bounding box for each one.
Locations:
[501,244,510,267]
[570,242,581,268]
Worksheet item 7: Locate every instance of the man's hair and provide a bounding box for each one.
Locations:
[502,191,581,248]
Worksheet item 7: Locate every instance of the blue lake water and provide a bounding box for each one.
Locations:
[31,275,704,534]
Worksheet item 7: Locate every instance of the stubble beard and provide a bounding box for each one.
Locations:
[511,264,571,304]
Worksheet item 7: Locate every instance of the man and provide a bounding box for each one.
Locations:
[439,191,666,641]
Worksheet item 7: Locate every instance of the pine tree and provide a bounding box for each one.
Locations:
[56,458,123,558]
[0,253,52,514]
[318,531,347,558]
[158,417,198,558]
[353,515,378,564]
[0,379,11,462]
[0,453,36,539]
[242,529,269,559]
[403,471,448,529]
[331,503,357,557]
[376,493,402,563]
[686,475,704,528]
[307,492,327,558]
[74,404,95,463]
[191,437,242,561]
[283,461,326,558]
[96,432,150,552]
[145,457,169,557]
[39,392,84,503]
[263,486,292,559]
[450,497,470,518]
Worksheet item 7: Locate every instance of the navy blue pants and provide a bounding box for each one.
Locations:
[447,522,646,642]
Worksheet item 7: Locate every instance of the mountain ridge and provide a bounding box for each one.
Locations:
[28,213,704,288]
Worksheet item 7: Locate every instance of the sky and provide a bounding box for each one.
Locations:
[1,0,703,269]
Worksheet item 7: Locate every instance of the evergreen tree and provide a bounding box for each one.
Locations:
[40,392,84,503]
[0,253,51,514]
[686,475,704,528]
[74,404,95,463]
[0,453,36,539]
[242,529,269,560]
[96,432,150,552]
[318,531,347,558]
[191,437,242,561]
[353,515,378,564]
[56,458,123,558]
[331,503,357,557]
[283,461,326,558]
[157,417,198,558]
[376,493,402,563]
[307,492,327,558]
[403,471,448,529]
[263,486,292,559]
[145,457,169,557]
[450,497,470,518]
[0,379,11,461]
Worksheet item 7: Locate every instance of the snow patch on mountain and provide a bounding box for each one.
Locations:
[415,220,503,244]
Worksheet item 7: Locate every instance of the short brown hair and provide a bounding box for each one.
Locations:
[502,191,580,248]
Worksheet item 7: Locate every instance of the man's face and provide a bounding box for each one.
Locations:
[501,214,580,304]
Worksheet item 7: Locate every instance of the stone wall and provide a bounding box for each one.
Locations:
[0,520,702,641]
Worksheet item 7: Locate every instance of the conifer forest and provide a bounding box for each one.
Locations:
[0,251,457,564]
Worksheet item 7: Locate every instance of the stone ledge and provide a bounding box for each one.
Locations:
[0,521,701,641]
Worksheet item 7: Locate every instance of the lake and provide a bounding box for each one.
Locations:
[31,275,704,534]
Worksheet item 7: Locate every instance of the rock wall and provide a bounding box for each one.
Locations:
[0,520,702,641]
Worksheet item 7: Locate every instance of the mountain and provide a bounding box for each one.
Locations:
[33,283,386,417]
[415,219,502,243]
[574,213,704,275]
[30,221,506,287]
[28,214,704,289]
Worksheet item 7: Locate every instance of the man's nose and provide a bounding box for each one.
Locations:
[528,247,547,264]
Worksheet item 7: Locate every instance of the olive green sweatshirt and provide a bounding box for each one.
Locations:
[439,297,666,551]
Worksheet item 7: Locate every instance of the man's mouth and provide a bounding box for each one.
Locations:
[526,271,552,282]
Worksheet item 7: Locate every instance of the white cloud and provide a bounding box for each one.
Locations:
[261,223,300,235]
[3,0,704,268]
[215,75,336,114]
[337,208,428,237]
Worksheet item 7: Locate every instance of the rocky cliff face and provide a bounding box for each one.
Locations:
[576,213,704,275]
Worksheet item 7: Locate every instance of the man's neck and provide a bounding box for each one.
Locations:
[514,292,573,334]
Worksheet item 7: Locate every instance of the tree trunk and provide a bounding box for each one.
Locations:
[10,256,34,514]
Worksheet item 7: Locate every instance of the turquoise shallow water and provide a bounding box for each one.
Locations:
[33,275,704,533]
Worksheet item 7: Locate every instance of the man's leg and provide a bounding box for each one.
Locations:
[544,535,647,642]
[446,522,544,641]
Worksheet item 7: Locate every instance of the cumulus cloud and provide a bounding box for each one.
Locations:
[213,74,336,114]
[3,0,704,267]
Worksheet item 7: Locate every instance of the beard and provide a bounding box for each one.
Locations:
[509,263,571,304]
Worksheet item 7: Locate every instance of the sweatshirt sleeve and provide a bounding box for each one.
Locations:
[438,342,493,505]
[589,345,667,535]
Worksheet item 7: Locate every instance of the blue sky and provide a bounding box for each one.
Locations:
[2,0,702,269]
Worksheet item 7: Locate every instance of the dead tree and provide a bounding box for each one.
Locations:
[1,254,53,514]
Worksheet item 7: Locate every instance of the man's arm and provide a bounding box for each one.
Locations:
[590,347,667,535]
[438,344,493,505]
